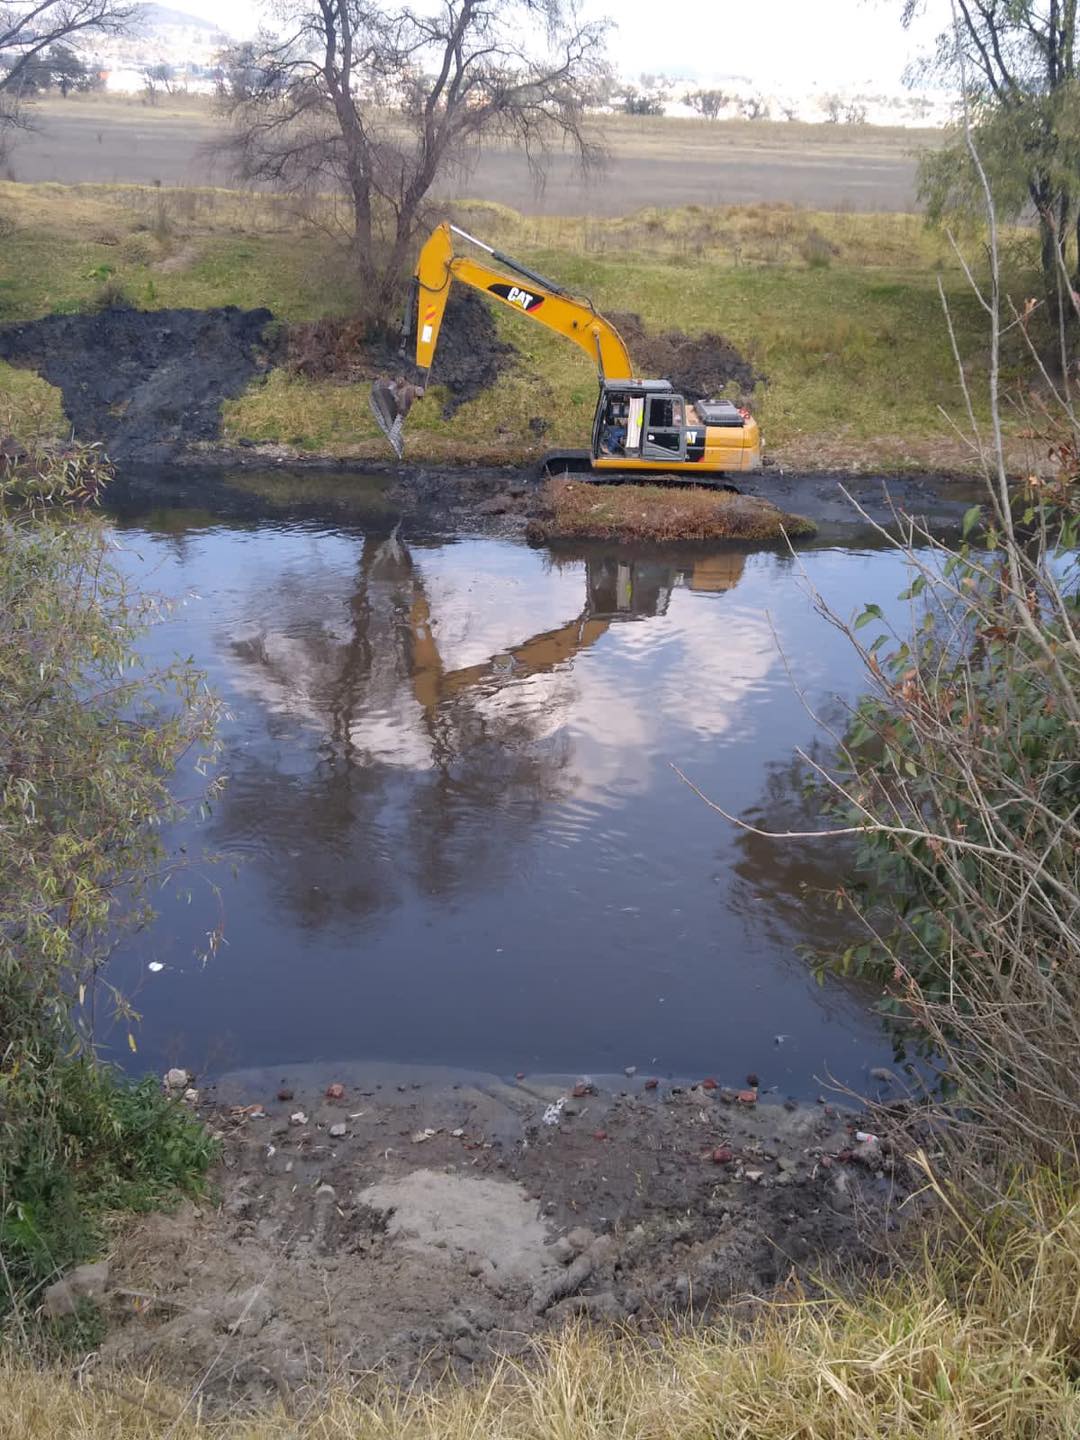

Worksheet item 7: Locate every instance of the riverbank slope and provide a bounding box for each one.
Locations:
[0,182,1044,475]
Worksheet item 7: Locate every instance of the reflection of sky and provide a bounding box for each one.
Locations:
[110,520,919,1093]
[416,543,584,669]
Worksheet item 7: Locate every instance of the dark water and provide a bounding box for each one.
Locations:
[105,491,915,1095]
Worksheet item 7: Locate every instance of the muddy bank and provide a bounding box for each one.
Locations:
[103,457,980,547]
[0,292,512,465]
[0,295,769,465]
[527,476,815,543]
[0,306,277,464]
[94,1063,916,1404]
[610,312,766,402]
[288,289,513,418]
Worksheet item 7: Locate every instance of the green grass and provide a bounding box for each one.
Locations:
[0,362,66,438]
[1,1059,217,1319]
[0,182,1039,470]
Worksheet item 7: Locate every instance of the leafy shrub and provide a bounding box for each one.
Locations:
[120,232,161,266]
[818,489,1080,1168]
[89,274,133,310]
[798,228,836,268]
[0,431,222,1315]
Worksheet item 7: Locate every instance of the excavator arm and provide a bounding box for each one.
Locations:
[369,223,634,456]
[411,223,633,384]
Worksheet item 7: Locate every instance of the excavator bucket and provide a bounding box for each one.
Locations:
[370,379,406,459]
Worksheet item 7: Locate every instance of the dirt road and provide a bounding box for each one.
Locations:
[6,99,930,213]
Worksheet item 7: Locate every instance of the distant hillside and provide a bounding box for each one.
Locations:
[135,4,222,33]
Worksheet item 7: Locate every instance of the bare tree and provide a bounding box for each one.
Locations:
[684,87,729,120]
[217,0,609,326]
[0,0,132,153]
[738,93,770,121]
[142,60,174,105]
[819,92,843,122]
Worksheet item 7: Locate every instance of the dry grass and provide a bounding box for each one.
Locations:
[0,363,65,439]
[2,1170,1079,1438]
[532,478,815,542]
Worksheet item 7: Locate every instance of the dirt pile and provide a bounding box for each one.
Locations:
[610,312,766,401]
[287,289,514,417]
[529,478,814,543]
[0,306,276,463]
[95,1062,916,1404]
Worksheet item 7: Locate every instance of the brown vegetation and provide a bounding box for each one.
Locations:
[528,478,815,544]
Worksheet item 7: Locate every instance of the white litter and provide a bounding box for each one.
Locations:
[542,1097,566,1126]
[148,962,164,973]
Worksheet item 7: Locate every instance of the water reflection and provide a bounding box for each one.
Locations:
[110,513,905,1090]
[215,535,754,922]
[225,534,748,767]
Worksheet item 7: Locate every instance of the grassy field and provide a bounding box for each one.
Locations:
[13,96,929,211]
[0,180,1035,471]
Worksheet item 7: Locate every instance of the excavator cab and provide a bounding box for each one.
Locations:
[590,379,758,476]
[593,381,687,462]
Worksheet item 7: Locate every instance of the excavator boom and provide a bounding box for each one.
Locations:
[410,223,632,385]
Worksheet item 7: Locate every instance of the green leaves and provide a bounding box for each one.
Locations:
[819,516,1080,1086]
[0,437,222,1318]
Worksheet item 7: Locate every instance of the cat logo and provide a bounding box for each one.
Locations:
[488,282,544,312]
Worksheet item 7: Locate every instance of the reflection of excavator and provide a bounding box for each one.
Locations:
[370,223,762,480]
[406,548,747,714]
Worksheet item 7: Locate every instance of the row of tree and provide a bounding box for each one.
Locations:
[630,85,868,124]
[0,40,98,94]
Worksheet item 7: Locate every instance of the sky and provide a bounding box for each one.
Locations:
[166,0,955,93]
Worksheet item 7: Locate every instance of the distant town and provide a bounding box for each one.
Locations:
[62,1,950,126]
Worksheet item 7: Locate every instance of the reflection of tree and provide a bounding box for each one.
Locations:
[729,737,862,960]
[216,530,747,928]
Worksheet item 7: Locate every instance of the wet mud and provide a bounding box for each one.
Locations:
[0,305,277,463]
[288,289,514,417]
[103,457,980,549]
[99,1064,918,1405]
[609,312,766,401]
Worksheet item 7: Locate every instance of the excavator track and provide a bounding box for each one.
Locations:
[537,451,741,491]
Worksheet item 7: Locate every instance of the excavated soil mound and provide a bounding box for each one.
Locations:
[609,312,766,401]
[287,289,513,418]
[0,305,276,463]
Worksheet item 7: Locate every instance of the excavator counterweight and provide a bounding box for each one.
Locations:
[371,223,762,480]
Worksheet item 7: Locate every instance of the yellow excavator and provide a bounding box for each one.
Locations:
[370,223,762,481]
